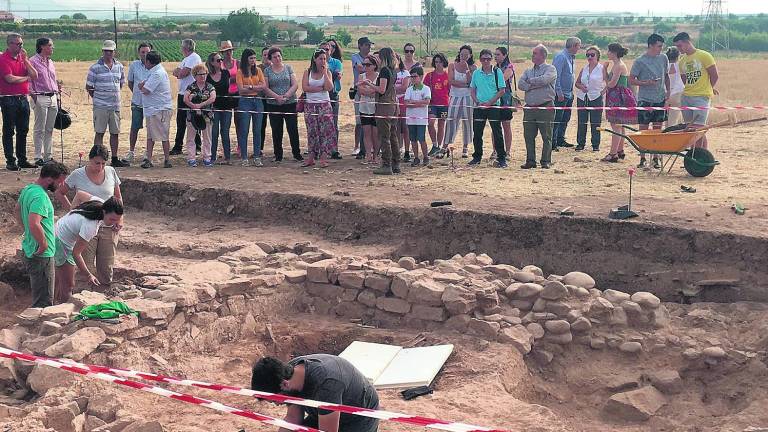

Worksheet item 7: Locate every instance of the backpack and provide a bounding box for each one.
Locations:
[494,65,521,112]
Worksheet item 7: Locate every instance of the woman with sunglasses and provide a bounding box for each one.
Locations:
[445,45,475,158]
[263,47,302,162]
[236,48,267,166]
[425,53,449,158]
[206,52,232,164]
[356,55,380,165]
[574,46,607,152]
[183,64,216,167]
[301,49,337,168]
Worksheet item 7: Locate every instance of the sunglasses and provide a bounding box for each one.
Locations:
[586,53,596,58]
[195,73,207,76]
[215,58,223,62]
[363,63,373,66]
[404,49,415,53]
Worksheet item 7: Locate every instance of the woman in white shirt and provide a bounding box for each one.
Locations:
[54,144,123,286]
[301,49,336,168]
[574,46,608,151]
[665,47,685,128]
[54,195,124,303]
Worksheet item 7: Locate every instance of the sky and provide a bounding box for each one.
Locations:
[22,0,765,18]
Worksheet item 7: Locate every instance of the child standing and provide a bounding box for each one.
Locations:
[404,66,431,166]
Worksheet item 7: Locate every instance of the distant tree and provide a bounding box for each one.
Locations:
[575,28,612,48]
[72,13,87,20]
[218,8,265,44]
[653,21,676,35]
[335,27,352,47]
[164,22,178,33]
[637,16,646,24]
[422,0,459,37]
[577,18,586,26]
[392,23,402,32]
[266,25,279,44]
[610,17,622,26]
[652,16,662,23]
[304,23,325,45]
[623,16,635,25]
[287,30,298,46]
[469,21,477,28]
[60,14,71,20]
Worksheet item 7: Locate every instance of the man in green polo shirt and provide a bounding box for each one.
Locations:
[15,161,69,307]
[468,49,506,168]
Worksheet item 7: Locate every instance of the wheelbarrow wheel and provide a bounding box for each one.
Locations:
[683,148,716,177]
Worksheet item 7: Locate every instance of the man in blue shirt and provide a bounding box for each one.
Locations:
[467,49,506,168]
[551,37,581,150]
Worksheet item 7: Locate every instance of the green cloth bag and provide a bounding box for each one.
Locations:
[74,301,139,321]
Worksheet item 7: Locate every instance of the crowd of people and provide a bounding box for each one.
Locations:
[1,31,718,173]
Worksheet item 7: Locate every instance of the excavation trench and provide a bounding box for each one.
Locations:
[114,178,767,304]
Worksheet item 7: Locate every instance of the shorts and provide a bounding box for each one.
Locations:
[407,124,427,142]
[637,101,668,125]
[360,113,377,127]
[499,107,514,122]
[130,105,144,130]
[430,105,448,119]
[93,107,121,134]
[146,110,172,142]
[54,237,75,267]
[681,95,710,125]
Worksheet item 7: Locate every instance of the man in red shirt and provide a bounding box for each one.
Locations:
[0,33,38,171]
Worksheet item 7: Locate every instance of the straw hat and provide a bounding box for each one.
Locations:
[219,40,234,52]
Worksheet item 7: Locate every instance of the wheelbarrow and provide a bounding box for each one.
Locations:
[599,127,717,177]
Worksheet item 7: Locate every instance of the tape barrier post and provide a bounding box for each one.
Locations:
[0,347,510,432]
[0,347,319,432]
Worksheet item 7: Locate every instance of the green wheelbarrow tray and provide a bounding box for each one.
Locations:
[598,126,719,177]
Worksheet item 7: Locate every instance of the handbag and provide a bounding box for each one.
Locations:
[348,86,357,100]
[499,66,522,112]
[54,98,72,130]
[296,93,306,113]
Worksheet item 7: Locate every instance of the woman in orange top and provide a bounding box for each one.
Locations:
[235,48,267,166]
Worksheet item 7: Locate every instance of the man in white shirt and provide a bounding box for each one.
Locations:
[169,39,202,155]
[124,42,152,165]
[139,51,173,169]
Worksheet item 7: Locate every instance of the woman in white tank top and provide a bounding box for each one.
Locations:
[574,46,608,151]
[301,50,336,168]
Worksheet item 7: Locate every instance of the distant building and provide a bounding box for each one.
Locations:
[277,30,309,43]
[332,15,420,27]
[0,11,22,23]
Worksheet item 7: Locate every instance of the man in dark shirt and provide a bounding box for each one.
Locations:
[251,354,379,432]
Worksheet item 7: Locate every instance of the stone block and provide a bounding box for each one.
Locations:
[27,364,76,395]
[124,299,177,320]
[441,284,477,315]
[407,279,446,306]
[283,270,307,284]
[338,271,367,289]
[356,290,378,307]
[498,325,533,354]
[83,315,140,335]
[445,314,471,332]
[604,386,667,421]
[540,281,568,300]
[467,319,500,339]
[126,326,157,340]
[562,271,596,289]
[411,304,448,322]
[515,283,544,298]
[44,327,106,361]
[306,282,344,300]
[21,333,63,354]
[631,292,661,309]
[306,259,336,283]
[364,274,392,293]
[376,297,411,314]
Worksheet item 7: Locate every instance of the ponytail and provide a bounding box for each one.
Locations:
[70,197,124,221]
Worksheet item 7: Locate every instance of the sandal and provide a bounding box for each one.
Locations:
[601,154,619,163]
[301,160,315,167]
[617,151,626,160]
[319,161,329,168]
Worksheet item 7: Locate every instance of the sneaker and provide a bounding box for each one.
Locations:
[111,158,128,168]
[461,149,468,158]
[467,158,482,166]
[34,158,45,167]
[428,145,440,156]
[411,157,421,167]
[652,158,661,169]
[294,154,304,162]
[141,159,153,169]
[540,162,551,169]
[490,151,497,161]
[17,160,35,169]
[352,148,360,156]
[575,145,585,151]
[422,157,429,166]
[187,159,198,167]
[203,160,214,167]
[330,151,342,160]
[497,159,508,168]
[560,141,575,148]
[392,165,402,174]
[637,159,647,169]
[373,166,393,175]
[124,150,135,164]
[520,162,537,169]
[592,147,600,152]
[6,163,19,171]
[169,148,182,156]
[241,159,250,166]
[163,160,172,168]
[252,157,264,167]
[403,152,411,162]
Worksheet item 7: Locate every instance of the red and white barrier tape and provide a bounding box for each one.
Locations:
[0,347,319,432]
[0,346,510,432]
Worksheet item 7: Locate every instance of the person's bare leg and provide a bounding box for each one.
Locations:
[146,140,155,161]
[129,129,138,152]
[428,117,437,146]
[502,120,512,155]
[109,134,119,159]
[94,132,104,146]
[161,140,170,161]
[437,118,446,150]
[420,140,428,161]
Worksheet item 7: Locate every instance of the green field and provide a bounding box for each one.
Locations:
[51,40,323,62]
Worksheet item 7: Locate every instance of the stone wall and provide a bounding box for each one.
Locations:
[299,253,671,362]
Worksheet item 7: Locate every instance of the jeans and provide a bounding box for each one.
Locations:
[471,107,505,162]
[330,92,340,149]
[552,95,573,146]
[576,96,603,149]
[26,255,54,308]
[1,96,30,165]
[211,110,232,161]
[523,104,555,165]
[265,102,301,160]
[236,97,263,159]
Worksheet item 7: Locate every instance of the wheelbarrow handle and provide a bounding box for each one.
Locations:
[596,127,632,141]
